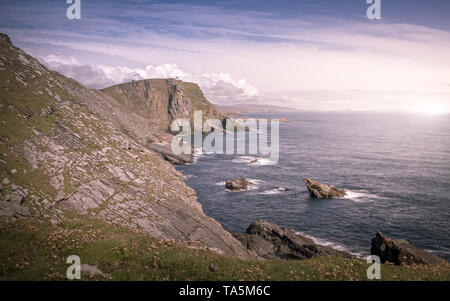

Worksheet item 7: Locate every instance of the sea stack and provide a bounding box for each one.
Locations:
[226,178,251,190]
[303,178,346,198]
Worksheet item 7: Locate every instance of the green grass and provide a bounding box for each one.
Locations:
[182,82,215,113]
[0,215,448,281]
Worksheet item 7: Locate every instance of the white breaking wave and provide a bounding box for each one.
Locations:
[344,190,383,202]
[295,231,365,258]
[247,178,263,190]
[232,156,277,165]
[259,187,288,195]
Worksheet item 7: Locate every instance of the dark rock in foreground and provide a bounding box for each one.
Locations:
[304,178,346,198]
[226,178,251,190]
[371,232,446,265]
[233,220,354,260]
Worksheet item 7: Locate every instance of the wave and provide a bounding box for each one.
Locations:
[188,147,204,164]
[247,178,263,190]
[231,156,277,165]
[259,187,288,195]
[295,231,365,258]
[344,190,384,202]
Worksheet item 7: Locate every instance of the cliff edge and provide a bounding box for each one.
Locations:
[0,33,251,259]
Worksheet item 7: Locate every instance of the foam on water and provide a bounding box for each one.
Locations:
[259,187,288,195]
[232,156,277,165]
[344,190,383,202]
[247,178,263,190]
[296,231,365,258]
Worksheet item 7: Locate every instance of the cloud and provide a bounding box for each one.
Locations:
[3,0,450,111]
[40,54,261,104]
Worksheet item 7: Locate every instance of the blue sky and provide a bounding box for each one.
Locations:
[1,0,449,112]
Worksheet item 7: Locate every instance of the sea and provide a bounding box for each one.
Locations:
[176,112,450,259]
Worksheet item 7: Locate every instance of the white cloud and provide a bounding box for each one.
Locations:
[40,55,261,105]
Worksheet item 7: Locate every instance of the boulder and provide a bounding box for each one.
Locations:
[304,178,346,198]
[233,219,353,260]
[226,178,251,190]
[371,232,446,265]
[0,183,30,221]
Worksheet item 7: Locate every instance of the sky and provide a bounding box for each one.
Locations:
[1,0,450,113]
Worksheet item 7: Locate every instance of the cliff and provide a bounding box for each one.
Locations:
[101,79,226,141]
[0,33,250,259]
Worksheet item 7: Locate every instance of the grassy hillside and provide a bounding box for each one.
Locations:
[1,215,448,281]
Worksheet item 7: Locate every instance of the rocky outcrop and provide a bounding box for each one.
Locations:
[371,232,446,265]
[226,178,251,190]
[234,220,353,260]
[147,142,192,165]
[0,179,30,221]
[304,178,346,198]
[101,79,226,141]
[0,34,251,259]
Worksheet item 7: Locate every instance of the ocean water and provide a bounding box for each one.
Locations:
[176,112,450,259]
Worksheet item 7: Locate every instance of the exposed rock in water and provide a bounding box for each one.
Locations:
[233,219,354,260]
[226,178,251,190]
[371,232,446,265]
[304,178,346,198]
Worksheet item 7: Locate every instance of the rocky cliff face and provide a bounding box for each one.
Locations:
[0,33,250,259]
[101,78,226,142]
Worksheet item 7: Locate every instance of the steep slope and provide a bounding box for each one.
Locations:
[101,79,226,136]
[0,33,250,259]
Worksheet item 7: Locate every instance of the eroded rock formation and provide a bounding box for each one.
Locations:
[304,178,346,198]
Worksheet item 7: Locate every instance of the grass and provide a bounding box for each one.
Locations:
[0,214,448,281]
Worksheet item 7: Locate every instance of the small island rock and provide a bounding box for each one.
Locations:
[304,178,346,198]
[226,178,251,190]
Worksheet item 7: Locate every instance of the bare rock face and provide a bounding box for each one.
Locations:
[0,181,30,221]
[101,79,226,144]
[304,178,346,198]
[233,219,354,260]
[371,232,446,265]
[226,178,251,190]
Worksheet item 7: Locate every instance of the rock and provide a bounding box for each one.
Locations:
[208,263,218,272]
[4,184,27,204]
[371,232,446,265]
[148,142,192,165]
[59,179,115,214]
[0,183,30,221]
[226,178,251,190]
[303,178,346,198]
[80,264,110,279]
[234,220,353,260]
[233,232,276,258]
